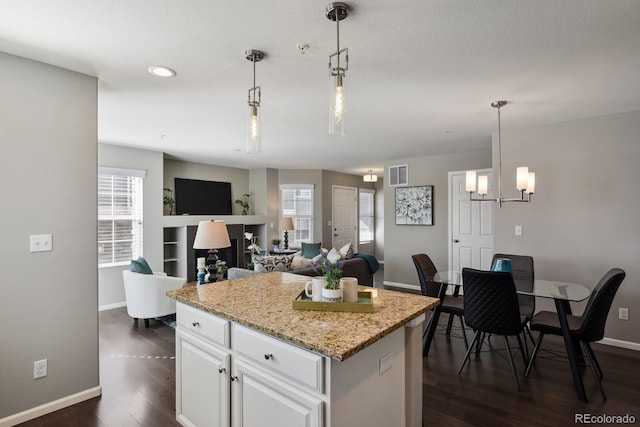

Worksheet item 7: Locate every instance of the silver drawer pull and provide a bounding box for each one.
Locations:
[230,375,238,382]
[218,367,226,374]
[264,353,273,360]
[192,321,200,327]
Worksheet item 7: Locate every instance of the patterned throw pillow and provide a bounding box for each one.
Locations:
[252,254,295,273]
[338,242,354,260]
[327,248,342,264]
[291,255,312,270]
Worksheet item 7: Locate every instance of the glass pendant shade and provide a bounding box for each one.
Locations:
[247,104,261,154]
[329,73,346,136]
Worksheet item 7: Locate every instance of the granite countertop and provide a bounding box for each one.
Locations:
[166,272,439,361]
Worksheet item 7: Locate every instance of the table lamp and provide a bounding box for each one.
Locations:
[193,220,231,281]
[278,217,295,249]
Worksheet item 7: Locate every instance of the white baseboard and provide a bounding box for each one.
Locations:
[598,337,640,351]
[383,281,420,291]
[0,386,102,427]
[99,301,126,311]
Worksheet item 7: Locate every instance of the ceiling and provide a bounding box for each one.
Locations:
[1,1,639,177]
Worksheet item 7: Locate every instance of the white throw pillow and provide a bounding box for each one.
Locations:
[327,248,342,264]
[338,242,354,259]
[291,255,312,270]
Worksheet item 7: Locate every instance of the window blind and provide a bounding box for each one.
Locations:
[359,189,375,242]
[98,171,144,267]
[280,184,314,247]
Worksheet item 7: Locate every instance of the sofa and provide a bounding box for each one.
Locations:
[228,256,375,286]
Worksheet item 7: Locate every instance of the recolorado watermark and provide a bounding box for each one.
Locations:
[575,413,636,424]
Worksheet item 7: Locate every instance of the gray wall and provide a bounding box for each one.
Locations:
[494,110,640,344]
[384,150,492,286]
[374,179,385,261]
[0,53,99,418]
[97,144,164,308]
[164,159,250,215]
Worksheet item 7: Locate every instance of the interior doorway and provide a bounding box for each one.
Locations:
[448,170,494,272]
[332,186,358,250]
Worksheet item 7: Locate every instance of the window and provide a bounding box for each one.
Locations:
[389,164,408,186]
[98,167,145,267]
[280,184,314,247]
[359,189,375,243]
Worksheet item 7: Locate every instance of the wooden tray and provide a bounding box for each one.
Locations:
[292,290,374,312]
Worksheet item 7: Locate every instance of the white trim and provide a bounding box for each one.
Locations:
[0,386,102,427]
[598,337,640,351]
[99,301,127,311]
[98,166,146,178]
[383,281,420,291]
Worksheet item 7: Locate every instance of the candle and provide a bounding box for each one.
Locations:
[197,257,206,268]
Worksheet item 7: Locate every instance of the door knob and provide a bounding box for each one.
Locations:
[453,239,459,243]
[334,234,338,237]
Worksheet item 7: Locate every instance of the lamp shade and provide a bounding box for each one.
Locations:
[193,220,231,249]
[278,217,295,231]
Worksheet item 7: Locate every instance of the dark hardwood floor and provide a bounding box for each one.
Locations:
[19,303,640,427]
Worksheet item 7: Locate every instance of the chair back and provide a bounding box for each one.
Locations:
[411,254,440,297]
[577,268,626,342]
[462,268,522,336]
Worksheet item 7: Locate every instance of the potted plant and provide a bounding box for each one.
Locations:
[215,260,228,279]
[272,239,281,251]
[163,188,175,215]
[312,253,344,302]
[235,193,251,215]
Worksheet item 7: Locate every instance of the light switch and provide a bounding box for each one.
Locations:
[515,225,523,236]
[30,234,53,252]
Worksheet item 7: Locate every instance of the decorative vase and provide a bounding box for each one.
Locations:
[491,258,513,273]
[197,267,205,285]
[322,287,343,302]
[273,244,279,251]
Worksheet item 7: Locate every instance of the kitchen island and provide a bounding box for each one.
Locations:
[167,272,438,427]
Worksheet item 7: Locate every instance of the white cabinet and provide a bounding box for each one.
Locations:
[232,359,322,427]
[176,329,230,427]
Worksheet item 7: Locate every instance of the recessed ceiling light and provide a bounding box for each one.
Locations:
[148,66,176,77]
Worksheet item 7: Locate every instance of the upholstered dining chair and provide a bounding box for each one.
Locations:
[524,268,626,400]
[458,268,528,390]
[412,254,467,348]
[491,253,535,345]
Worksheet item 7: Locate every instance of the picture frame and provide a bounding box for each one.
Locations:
[395,185,433,225]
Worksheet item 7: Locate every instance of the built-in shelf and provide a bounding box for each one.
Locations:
[162,215,269,228]
[164,257,179,262]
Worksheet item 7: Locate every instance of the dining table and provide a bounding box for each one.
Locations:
[423,270,592,402]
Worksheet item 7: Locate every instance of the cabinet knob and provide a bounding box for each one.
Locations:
[218,367,226,374]
[264,353,273,360]
[192,321,200,327]
[230,375,238,382]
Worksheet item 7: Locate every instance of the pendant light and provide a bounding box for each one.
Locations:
[246,49,265,153]
[466,101,535,207]
[326,2,350,137]
[363,170,378,182]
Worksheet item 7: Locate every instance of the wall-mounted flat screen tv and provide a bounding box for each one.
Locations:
[175,178,233,215]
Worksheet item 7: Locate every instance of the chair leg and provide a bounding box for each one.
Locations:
[458,315,469,350]
[476,332,486,355]
[144,318,150,328]
[504,336,521,391]
[446,314,455,335]
[581,341,606,401]
[459,331,481,374]
[584,342,603,379]
[516,333,528,366]
[525,332,545,378]
[525,324,536,347]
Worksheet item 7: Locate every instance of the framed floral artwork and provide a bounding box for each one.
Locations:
[395,185,433,225]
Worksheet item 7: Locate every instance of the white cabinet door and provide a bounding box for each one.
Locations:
[177,329,231,427]
[232,359,323,427]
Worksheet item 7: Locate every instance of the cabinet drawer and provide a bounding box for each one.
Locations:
[177,302,229,348]
[232,323,324,392]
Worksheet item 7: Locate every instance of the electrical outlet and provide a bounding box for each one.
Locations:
[34,359,47,379]
[30,234,53,252]
[515,225,523,236]
[619,308,629,321]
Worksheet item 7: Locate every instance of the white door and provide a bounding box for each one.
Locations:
[332,186,357,250]
[449,170,494,273]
